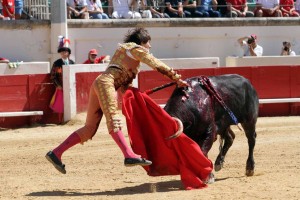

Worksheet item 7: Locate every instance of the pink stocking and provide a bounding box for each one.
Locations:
[52,132,81,160]
[111,130,140,158]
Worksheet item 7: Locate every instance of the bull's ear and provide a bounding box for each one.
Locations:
[166,117,183,140]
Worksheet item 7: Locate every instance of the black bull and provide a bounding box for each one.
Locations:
[164,74,259,176]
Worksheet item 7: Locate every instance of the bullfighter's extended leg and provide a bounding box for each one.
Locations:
[94,74,152,166]
[46,85,103,174]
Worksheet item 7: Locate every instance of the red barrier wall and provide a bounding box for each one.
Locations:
[76,72,122,112]
[0,74,61,128]
[1,65,299,128]
[138,66,300,116]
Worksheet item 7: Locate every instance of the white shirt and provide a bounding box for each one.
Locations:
[256,0,279,9]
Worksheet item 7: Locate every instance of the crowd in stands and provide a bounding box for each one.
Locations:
[1,0,300,20]
[65,0,300,19]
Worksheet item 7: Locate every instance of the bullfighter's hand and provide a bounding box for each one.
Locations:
[177,79,189,88]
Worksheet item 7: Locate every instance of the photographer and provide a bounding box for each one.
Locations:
[238,34,263,57]
[280,41,296,56]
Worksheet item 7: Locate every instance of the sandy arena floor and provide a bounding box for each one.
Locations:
[0,114,300,200]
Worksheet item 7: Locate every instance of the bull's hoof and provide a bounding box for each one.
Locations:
[204,173,215,184]
[246,169,254,176]
[214,164,223,172]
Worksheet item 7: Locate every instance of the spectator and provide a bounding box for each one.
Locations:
[0,57,9,63]
[0,0,4,19]
[183,0,204,17]
[226,0,254,17]
[83,49,110,64]
[14,0,23,19]
[129,0,142,18]
[87,0,109,19]
[108,0,139,18]
[296,0,300,14]
[2,0,15,19]
[50,36,75,124]
[279,0,299,17]
[197,0,221,17]
[140,0,153,18]
[254,0,282,17]
[165,0,185,17]
[141,0,170,18]
[280,41,296,56]
[216,0,227,16]
[237,34,263,56]
[66,0,89,19]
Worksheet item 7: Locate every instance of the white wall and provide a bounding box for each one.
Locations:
[1,20,300,67]
[69,26,300,66]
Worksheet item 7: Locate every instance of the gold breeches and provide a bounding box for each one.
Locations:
[76,68,132,142]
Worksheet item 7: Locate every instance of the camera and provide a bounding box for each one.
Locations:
[283,41,290,51]
[247,38,254,44]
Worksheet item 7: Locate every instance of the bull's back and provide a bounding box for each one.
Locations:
[165,74,259,125]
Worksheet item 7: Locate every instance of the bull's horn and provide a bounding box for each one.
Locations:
[166,117,183,140]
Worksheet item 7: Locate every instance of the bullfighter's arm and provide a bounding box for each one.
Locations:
[131,47,187,86]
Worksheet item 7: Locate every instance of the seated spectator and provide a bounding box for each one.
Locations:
[0,0,4,19]
[279,0,299,17]
[87,0,109,19]
[280,41,296,56]
[140,0,153,18]
[237,34,263,56]
[296,0,300,14]
[2,0,15,20]
[14,0,23,19]
[0,57,9,63]
[141,0,170,18]
[197,0,221,17]
[165,0,185,18]
[83,49,110,64]
[216,0,227,16]
[255,0,282,17]
[67,0,89,19]
[108,0,139,18]
[129,0,142,18]
[183,0,203,17]
[226,0,254,17]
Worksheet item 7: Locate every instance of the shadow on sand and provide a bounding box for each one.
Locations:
[26,177,228,197]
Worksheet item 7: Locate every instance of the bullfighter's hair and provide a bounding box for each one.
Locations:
[123,27,151,45]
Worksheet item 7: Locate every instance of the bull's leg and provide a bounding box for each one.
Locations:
[198,123,216,157]
[214,128,235,172]
[242,123,257,176]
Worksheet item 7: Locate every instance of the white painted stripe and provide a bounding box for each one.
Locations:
[0,111,43,117]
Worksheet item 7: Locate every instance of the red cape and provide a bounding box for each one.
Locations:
[122,87,213,190]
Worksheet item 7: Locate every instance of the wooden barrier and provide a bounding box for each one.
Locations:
[0,74,59,128]
[138,66,300,116]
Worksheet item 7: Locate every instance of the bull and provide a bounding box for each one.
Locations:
[164,74,259,176]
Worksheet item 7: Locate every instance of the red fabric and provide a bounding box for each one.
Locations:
[49,88,64,113]
[122,87,213,190]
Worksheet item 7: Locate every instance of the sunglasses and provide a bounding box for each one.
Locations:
[90,54,97,57]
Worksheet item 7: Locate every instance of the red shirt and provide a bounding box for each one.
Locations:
[2,0,15,18]
[226,0,247,11]
[83,56,106,64]
[280,0,294,11]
